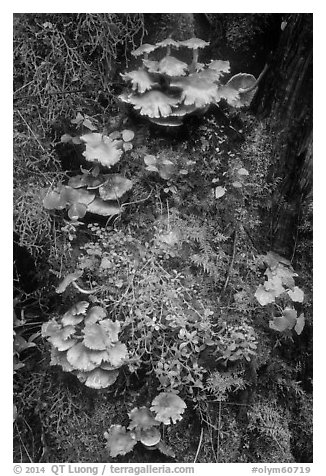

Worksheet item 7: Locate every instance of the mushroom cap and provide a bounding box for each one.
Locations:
[149,116,184,127]
[128,91,180,118]
[170,103,197,117]
[142,59,160,73]
[128,407,160,431]
[121,69,158,93]
[208,59,230,74]
[158,55,188,76]
[86,198,122,217]
[179,37,209,49]
[140,427,161,447]
[81,133,123,168]
[99,174,133,200]
[171,74,219,108]
[220,73,257,107]
[156,38,180,49]
[131,43,157,57]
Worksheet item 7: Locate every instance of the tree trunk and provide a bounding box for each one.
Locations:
[252,14,312,258]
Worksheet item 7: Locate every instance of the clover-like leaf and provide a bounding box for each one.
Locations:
[99,175,133,200]
[107,342,128,367]
[254,284,276,306]
[128,91,180,118]
[282,308,298,327]
[150,392,186,425]
[104,425,137,457]
[66,342,97,371]
[79,368,119,389]
[55,270,83,294]
[263,275,285,298]
[81,133,123,168]
[294,313,305,335]
[287,286,304,303]
[214,186,226,199]
[43,190,66,210]
[269,316,292,332]
[128,407,160,431]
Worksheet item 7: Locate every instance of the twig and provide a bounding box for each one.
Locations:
[222,230,237,293]
[193,426,204,463]
[72,281,101,294]
[216,401,222,463]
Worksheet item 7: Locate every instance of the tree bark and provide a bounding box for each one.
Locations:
[252,14,312,258]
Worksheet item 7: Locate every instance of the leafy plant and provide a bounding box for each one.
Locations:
[254,252,305,335]
[120,36,258,127]
[42,302,129,388]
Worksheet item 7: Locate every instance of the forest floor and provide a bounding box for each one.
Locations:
[13,14,312,465]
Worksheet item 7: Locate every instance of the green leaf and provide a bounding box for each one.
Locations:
[269,316,292,332]
[294,313,305,335]
[214,186,226,199]
[287,286,304,303]
[254,285,275,306]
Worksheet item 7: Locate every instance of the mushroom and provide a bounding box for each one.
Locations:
[171,74,219,108]
[158,55,188,76]
[128,90,180,118]
[219,73,258,107]
[131,43,157,60]
[121,69,158,93]
[86,198,122,217]
[140,427,161,448]
[156,38,180,55]
[179,37,209,72]
[99,174,133,201]
[149,116,184,127]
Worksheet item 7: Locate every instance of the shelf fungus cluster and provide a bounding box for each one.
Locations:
[41,302,129,389]
[120,37,258,127]
[43,130,134,219]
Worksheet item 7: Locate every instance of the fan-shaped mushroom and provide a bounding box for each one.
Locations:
[179,37,210,72]
[171,74,219,108]
[131,43,157,59]
[121,69,158,93]
[156,38,180,55]
[128,91,180,118]
[158,55,188,77]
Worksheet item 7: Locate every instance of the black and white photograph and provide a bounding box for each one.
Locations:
[12,8,314,469]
